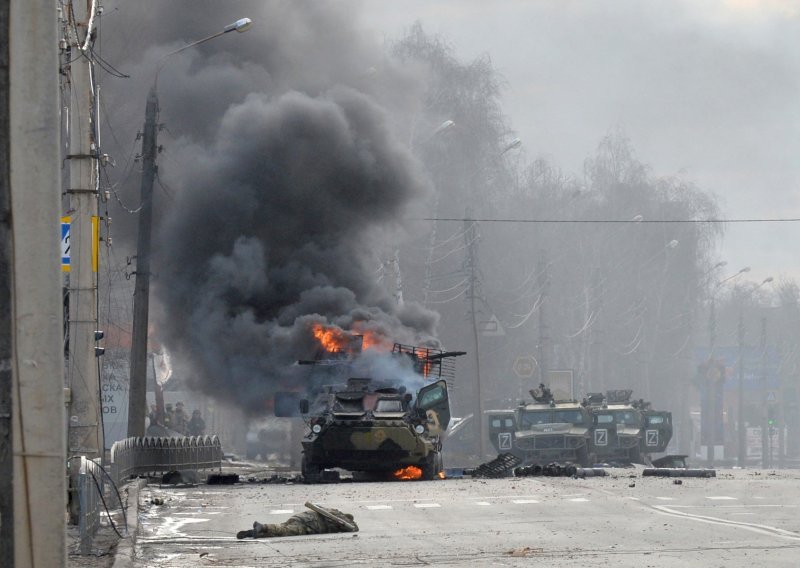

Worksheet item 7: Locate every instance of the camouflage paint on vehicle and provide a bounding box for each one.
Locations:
[301,377,450,482]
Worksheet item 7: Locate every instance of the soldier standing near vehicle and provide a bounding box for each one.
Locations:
[236,503,358,539]
[173,401,188,434]
[187,409,206,436]
[164,403,174,430]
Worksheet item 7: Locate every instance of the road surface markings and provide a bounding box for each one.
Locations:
[656,497,675,501]
[628,497,641,501]
[365,505,393,510]
[706,496,737,500]
[269,509,294,515]
[568,498,589,502]
[652,505,800,541]
[512,499,540,504]
[475,502,492,506]
[414,503,441,508]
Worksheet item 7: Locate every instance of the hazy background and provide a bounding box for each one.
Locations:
[361,0,800,282]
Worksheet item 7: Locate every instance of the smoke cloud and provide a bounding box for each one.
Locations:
[101,2,441,412]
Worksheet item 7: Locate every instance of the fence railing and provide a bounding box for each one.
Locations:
[76,436,222,554]
[77,456,103,554]
[110,435,223,481]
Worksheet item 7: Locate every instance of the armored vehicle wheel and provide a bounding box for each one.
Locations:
[420,452,442,481]
[301,455,322,484]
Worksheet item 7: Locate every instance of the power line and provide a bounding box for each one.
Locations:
[421,217,800,224]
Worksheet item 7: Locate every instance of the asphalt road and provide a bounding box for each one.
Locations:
[132,468,800,567]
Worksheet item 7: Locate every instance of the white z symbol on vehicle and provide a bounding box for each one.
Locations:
[594,429,608,446]
[646,429,658,446]
[498,432,512,450]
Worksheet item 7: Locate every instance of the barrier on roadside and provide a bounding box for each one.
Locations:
[77,456,104,554]
[110,435,223,481]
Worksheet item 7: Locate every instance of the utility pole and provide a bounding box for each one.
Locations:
[65,0,103,523]
[707,297,717,464]
[1,1,13,560]
[463,208,486,458]
[759,316,769,468]
[127,18,253,437]
[737,308,746,467]
[9,0,66,564]
[127,88,158,438]
[537,255,550,385]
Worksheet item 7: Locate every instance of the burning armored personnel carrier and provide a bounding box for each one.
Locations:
[584,389,673,465]
[487,385,593,467]
[298,343,464,483]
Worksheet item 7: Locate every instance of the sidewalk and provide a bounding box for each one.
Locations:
[66,479,145,568]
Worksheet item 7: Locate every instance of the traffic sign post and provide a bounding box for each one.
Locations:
[513,355,537,379]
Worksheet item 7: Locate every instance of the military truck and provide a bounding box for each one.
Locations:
[585,390,672,464]
[487,384,593,467]
[298,343,463,483]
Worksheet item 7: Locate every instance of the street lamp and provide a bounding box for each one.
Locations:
[128,19,253,438]
[737,276,773,466]
[705,265,747,464]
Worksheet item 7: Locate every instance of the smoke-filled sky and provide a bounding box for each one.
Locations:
[362,0,800,282]
[98,1,799,412]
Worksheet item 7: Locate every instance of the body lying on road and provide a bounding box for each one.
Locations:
[236,502,358,539]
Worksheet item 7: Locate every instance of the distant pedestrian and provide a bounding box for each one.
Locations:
[164,403,174,430]
[187,409,206,437]
[173,401,188,434]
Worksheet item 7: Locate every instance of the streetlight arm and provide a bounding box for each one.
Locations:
[153,18,253,91]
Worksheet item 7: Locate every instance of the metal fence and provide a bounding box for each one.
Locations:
[110,435,223,481]
[77,456,104,554]
[76,436,223,554]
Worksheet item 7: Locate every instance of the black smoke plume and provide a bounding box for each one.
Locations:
[101,2,441,412]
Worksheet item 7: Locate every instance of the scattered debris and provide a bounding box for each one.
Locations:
[506,546,543,557]
[571,467,608,479]
[465,453,521,478]
[628,482,636,487]
[673,479,683,485]
[161,470,199,486]
[652,455,688,469]
[513,462,606,478]
[642,468,715,478]
[150,497,164,506]
[246,474,302,484]
[207,473,240,485]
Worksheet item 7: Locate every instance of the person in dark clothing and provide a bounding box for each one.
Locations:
[187,409,206,436]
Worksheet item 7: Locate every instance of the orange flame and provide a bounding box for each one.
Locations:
[392,466,423,480]
[311,323,392,354]
[436,471,445,479]
[312,325,353,353]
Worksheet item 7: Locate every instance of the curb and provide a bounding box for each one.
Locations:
[111,478,147,568]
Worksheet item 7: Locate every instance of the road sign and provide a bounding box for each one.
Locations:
[479,314,506,337]
[513,355,537,378]
[61,216,71,272]
[766,390,778,403]
[60,215,99,272]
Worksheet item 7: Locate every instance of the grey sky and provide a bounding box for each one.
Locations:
[360,0,800,283]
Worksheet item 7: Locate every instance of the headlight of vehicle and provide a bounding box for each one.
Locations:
[312,424,322,434]
[414,424,425,434]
